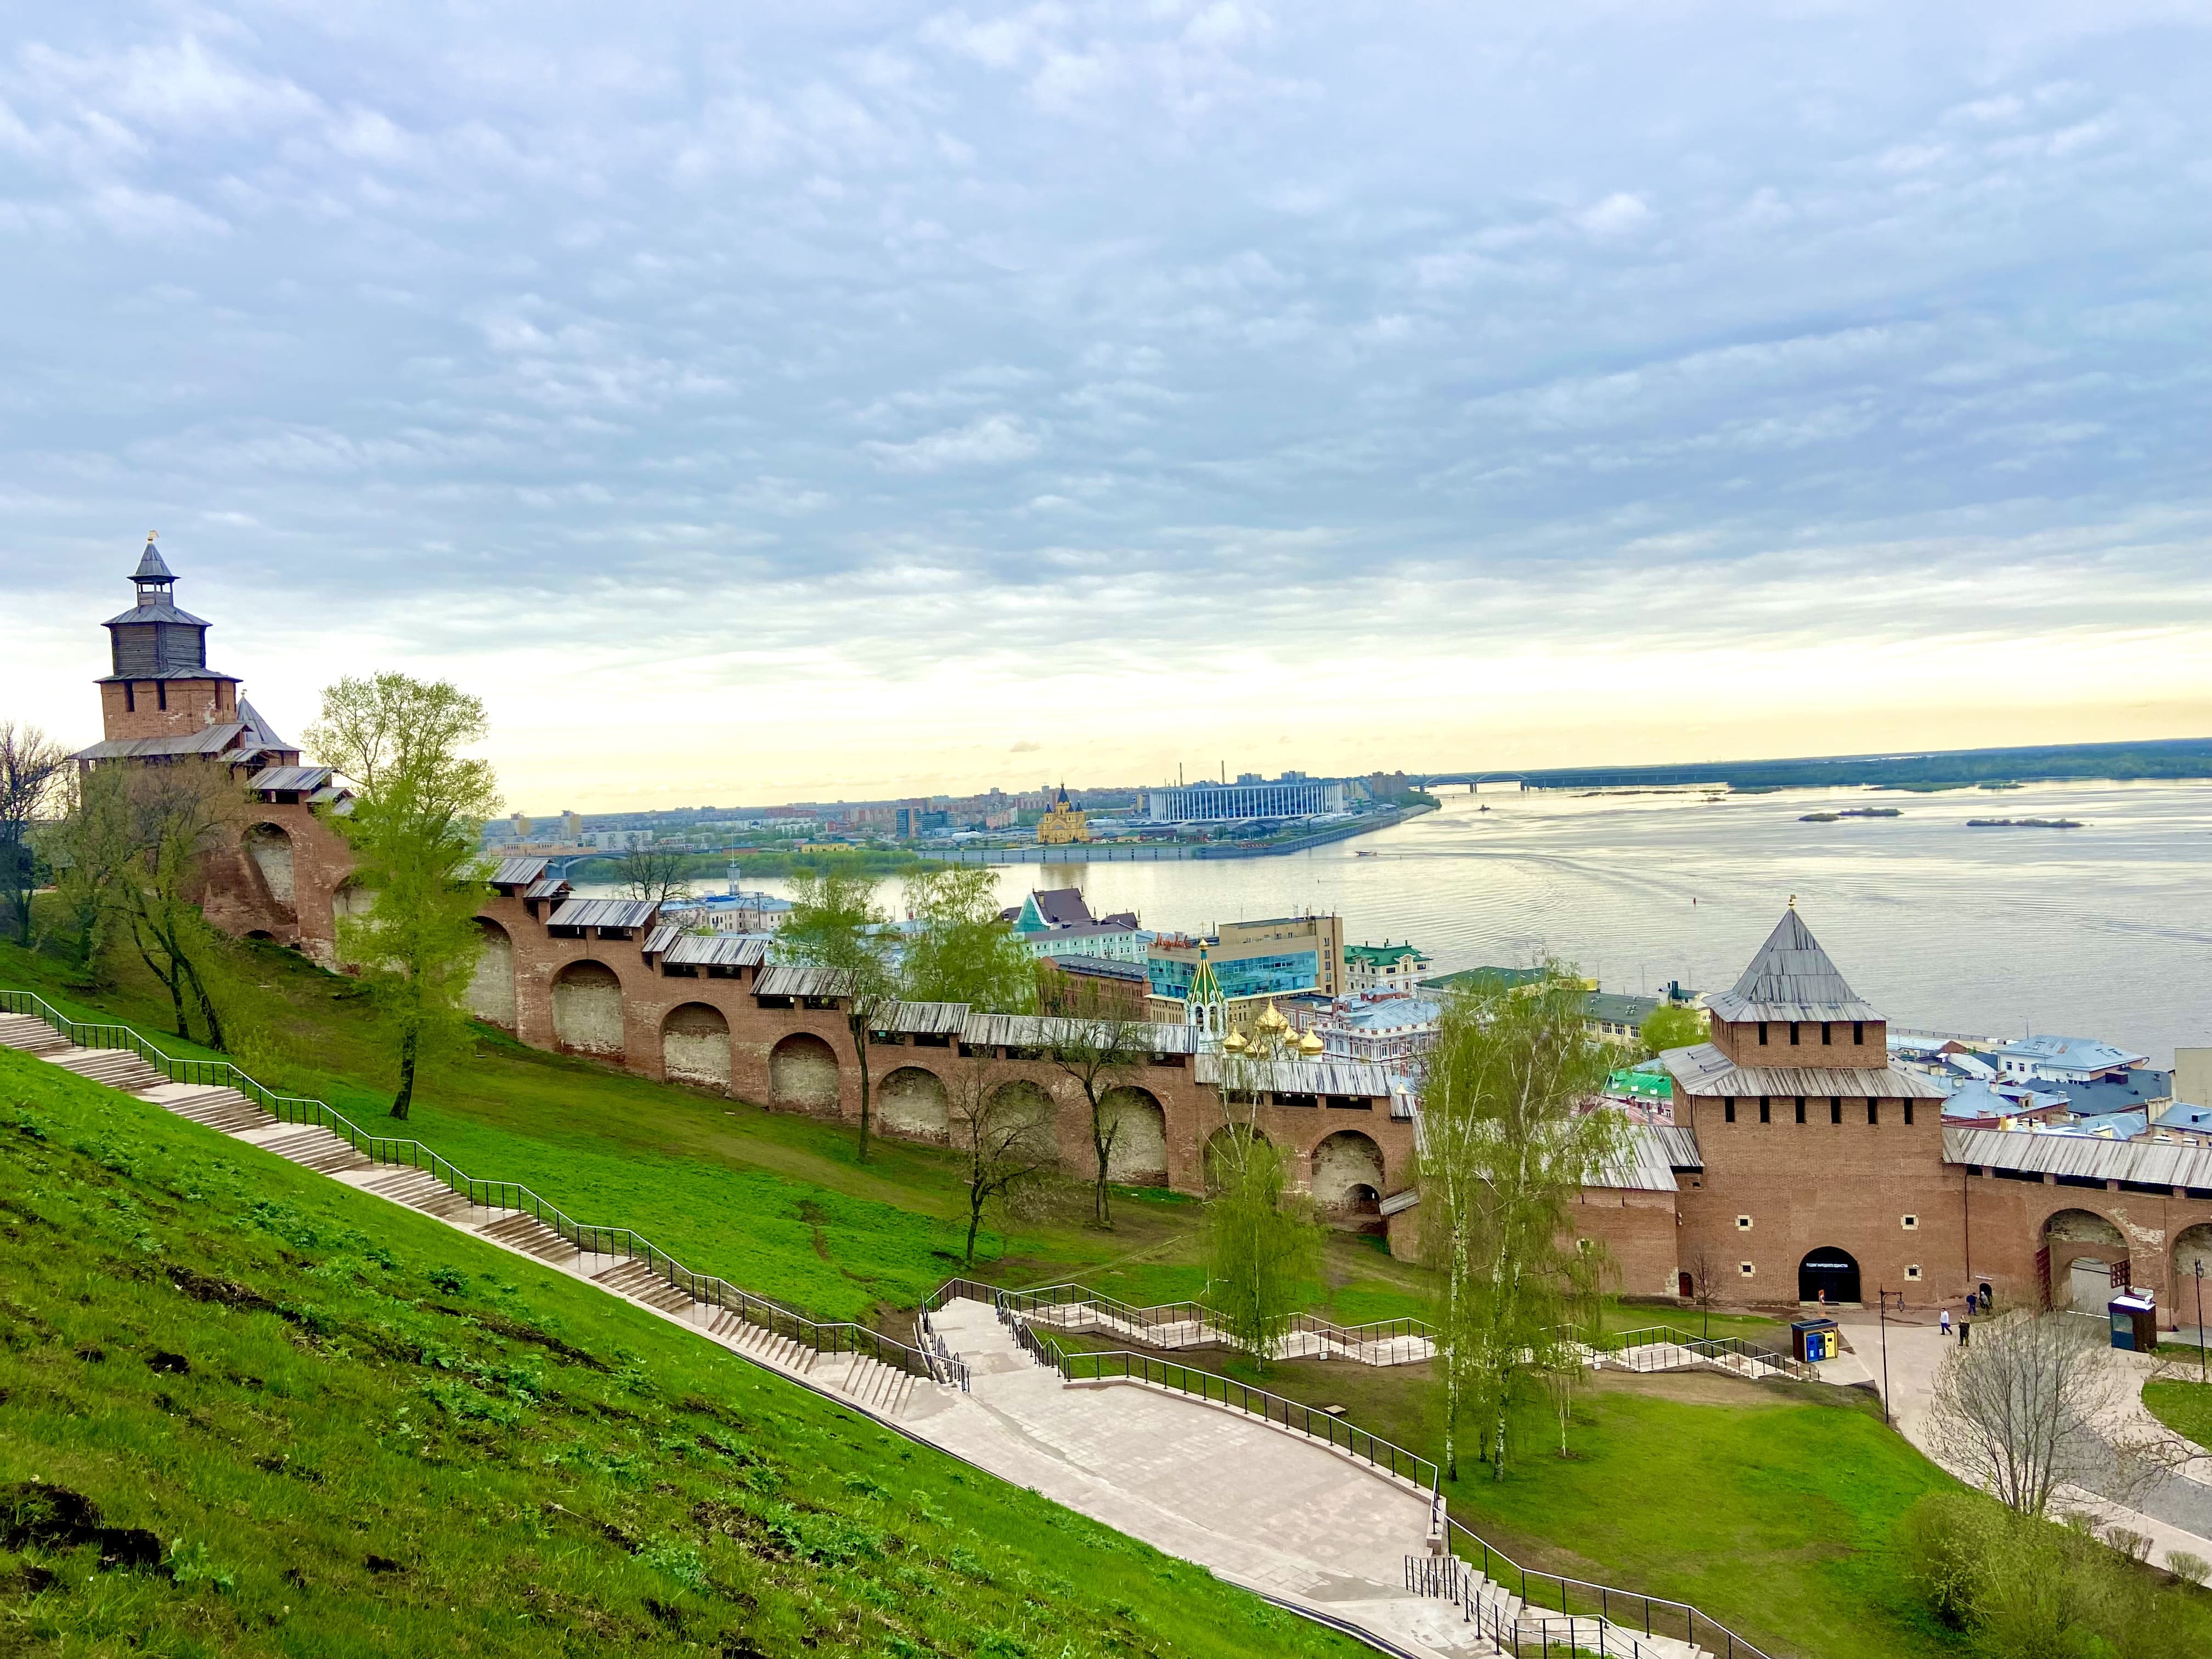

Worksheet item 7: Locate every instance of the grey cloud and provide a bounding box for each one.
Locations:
[0,1,2208,756]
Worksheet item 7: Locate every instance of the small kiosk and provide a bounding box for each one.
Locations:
[1792,1317,1840,1363]
[2108,1293,2157,1352]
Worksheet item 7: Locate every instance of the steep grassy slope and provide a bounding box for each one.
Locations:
[0,1044,1362,1659]
[0,933,1435,1328]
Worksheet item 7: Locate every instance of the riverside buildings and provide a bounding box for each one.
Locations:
[1139,772,1350,821]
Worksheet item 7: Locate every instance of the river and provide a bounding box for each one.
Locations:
[591,781,2212,1065]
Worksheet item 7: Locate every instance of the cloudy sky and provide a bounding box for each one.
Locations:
[5,2,2209,810]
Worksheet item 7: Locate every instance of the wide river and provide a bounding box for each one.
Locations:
[600,781,2212,1065]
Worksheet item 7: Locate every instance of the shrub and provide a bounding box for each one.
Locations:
[1894,1489,2003,1628]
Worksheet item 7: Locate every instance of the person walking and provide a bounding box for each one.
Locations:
[1959,1310,1972,1347]
[1940,1308,1952,1339]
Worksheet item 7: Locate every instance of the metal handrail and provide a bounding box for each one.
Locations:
[982,1282,1773,1659]
[1004,1279,1437,1360]
[1600,1324,1814,1383]
[0,987,967,1392]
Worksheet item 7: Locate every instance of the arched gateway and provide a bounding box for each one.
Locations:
[1798,1247,1861,1305]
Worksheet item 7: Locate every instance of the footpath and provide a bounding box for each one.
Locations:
[1830,1306,2212,1567]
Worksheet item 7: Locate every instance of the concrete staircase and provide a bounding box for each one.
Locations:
[1408,1554,1709,1658]
[0,1008,944,1423]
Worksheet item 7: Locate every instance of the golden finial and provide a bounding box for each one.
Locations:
[148,529,158,540]
[1787,893,1796,909]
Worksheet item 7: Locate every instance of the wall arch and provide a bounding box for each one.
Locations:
[661,1002,731,1090]
[1798,1247,1861,1306]
[2175,1224,2212,1295]
[1102,1085,1168,1185]
[983,1079,1056,1140]
[2042,1207,2126,1311]
[467,917,516,1028]
[879,1065,950,1141]
[551,960,625,1056]
[1311,1130,1386,1220]
[770,1031,842,1114]
[1203,1124,1273,1193]
[245,822,295,907]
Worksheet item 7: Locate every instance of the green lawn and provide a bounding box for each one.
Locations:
[0,1042,1364,1659]
[2145,1378,2212,1454]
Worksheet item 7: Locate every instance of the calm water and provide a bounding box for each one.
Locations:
[605,782,2212,1064]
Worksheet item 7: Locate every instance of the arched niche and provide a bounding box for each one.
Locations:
[466,917,516,1028]
[245,822,296,907]
[2042,1207,2126,1311]
[661,1002,731,1090]
[551,960,625,1056]
[1101,1085,1167,1186]
[1311,1129,1386,1220]
[770,1031,842,1113]
[879,1066,950,1141]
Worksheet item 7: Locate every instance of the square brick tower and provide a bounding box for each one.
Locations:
[97,537,247,741]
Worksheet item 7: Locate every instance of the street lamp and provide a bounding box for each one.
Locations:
[1876,1289,1906,1427]
[2195,1260,2206,1387]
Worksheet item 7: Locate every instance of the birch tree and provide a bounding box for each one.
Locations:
[1200,1045,1322,1366]
[1420,966,1621,1481]
[901,866,1036,1013]
[306,673,500,1120]
[1043,978,1151,1228]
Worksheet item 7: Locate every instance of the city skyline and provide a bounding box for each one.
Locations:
[5,4,2211,809]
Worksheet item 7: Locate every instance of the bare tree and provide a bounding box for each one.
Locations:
[947,1051,1057,1267]
[612,842,695,907]
[0,722,69,943]
[1684,1242,1724,1338]
[1043,984,1152,1228]
[52,763,246,1044]
[778,860,897,1162]
[1927,1310,2136,1517]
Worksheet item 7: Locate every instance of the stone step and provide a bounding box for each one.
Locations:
[590,1259,700,1314]
[49,1049,168,1092]
[365,1168,478,1219]
[149,1086,268,1133]
[261,1129,374,1173]
[476,1210,582,1264]
[0,1014,72,1053]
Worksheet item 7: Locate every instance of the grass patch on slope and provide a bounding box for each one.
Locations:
[0,1043,1364,1659]
[0,934,1429,1331]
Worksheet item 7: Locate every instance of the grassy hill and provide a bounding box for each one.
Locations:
[0,1042,1364,1658]
[0,933,1434,1331]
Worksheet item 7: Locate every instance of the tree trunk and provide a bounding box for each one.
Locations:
[849,1016,872,1163]
[134,919,190,1041]
[966,1197,984,1266]
[392,1025,417,1120]
[1092,1096,1114,1228]
[182,958,224,1053]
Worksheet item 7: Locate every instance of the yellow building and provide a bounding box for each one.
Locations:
[1036,784,1090,845]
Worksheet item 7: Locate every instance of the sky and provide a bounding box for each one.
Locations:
[4,2,2210,811]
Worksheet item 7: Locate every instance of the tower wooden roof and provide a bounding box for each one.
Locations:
[1705,907,1880,1024]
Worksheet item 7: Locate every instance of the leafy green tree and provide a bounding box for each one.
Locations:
[777,858,898,1162]
[1638,1001,1705,1057]
[1201,1126,1322,1370]
[899,866,1035,1012]
[306,674,500,1120]
[1421,966,1622,1480]
[1200,1048,1322,1366]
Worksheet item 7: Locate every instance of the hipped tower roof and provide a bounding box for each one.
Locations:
[1705,906,1881,1025]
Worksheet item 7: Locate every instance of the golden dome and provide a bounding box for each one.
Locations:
[1257,1000,1288,1031]
[1299,1030,1325,1057]
[1222,1029,1249,1053]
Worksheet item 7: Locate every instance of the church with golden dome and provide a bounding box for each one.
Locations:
[1035,783,1090,845]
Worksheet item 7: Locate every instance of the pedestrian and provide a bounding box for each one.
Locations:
[1940,1308,1952,1339]
[1959,1312,1971,1347]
